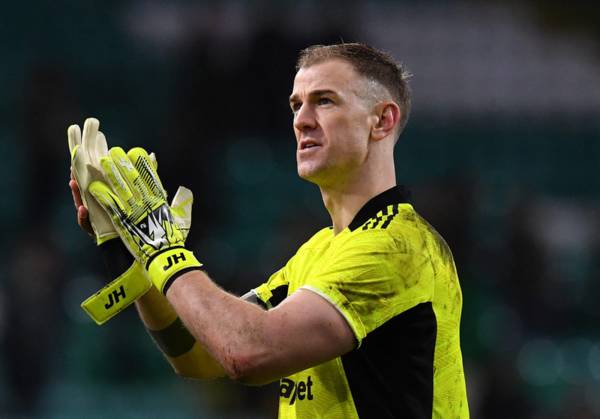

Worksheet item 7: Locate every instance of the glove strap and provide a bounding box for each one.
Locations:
[81,262,151,325]
[80,239,151,325]
[147,247,203,294]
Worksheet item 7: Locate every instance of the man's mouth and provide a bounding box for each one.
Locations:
[299,140,321,150]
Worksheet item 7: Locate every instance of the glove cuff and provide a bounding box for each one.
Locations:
[96,231,119,246]
[80,239,150,325]
[146,247,203,294]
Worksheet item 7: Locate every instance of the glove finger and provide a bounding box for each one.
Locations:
[98,155,134,208]
[81,118,100,157]
[107,147,149,201]
[170,186,193,238]
[128,147,167,200]
[88,180,127,224]
[149,152,158,170]
[170,186,193,215]
[89,131,109,167]
[68,124,82,158]
[69,123,89,207]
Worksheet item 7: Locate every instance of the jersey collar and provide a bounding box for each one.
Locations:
[347,185,410,232]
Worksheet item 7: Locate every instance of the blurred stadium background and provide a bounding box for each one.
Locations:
[1,1,600,418]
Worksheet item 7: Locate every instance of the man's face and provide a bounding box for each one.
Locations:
[290,59,375,187]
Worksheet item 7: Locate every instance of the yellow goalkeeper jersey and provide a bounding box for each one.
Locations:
[253,186,469,418]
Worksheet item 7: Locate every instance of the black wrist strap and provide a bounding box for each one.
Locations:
[149,318,196,358]
[99,239,135,282]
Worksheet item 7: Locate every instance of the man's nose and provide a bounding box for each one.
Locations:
[293,104,316,132]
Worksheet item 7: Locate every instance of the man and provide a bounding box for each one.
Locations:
[70,43,469,418]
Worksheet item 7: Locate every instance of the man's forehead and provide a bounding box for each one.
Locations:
[292,59,361,95]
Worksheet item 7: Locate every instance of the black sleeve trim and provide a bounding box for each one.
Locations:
[149,318,196,358]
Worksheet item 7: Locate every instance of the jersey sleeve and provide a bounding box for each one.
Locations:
[301,229,434,345]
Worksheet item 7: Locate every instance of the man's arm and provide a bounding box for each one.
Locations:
[135,286,225,379]
[71,179,224,379]
[85,147,356,385]
[165,270,356,385]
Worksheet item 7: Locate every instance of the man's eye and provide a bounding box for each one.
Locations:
[318,97,333,105]
[291,103,301,113]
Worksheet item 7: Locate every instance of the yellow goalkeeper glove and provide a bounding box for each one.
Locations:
[69,118,147,325]
[68,119,194,323]
[89,146,202,294]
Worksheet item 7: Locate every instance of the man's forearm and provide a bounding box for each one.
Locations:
[164,269,356,385]
[136,286,225,379]
[165,270,283,384]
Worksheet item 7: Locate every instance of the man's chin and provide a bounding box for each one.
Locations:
[297,166,321,185]
[298,167,332,188]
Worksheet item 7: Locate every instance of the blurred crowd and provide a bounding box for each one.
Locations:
[1,1,600,418]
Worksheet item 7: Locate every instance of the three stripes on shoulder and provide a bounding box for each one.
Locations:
[360,204,402,231]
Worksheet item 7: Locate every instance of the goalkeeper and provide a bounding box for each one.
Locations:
[69,43,469,418]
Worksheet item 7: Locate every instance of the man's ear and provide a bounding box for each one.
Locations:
[370,102,401,141]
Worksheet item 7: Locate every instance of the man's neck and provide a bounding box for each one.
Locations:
[320,178,397,235]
